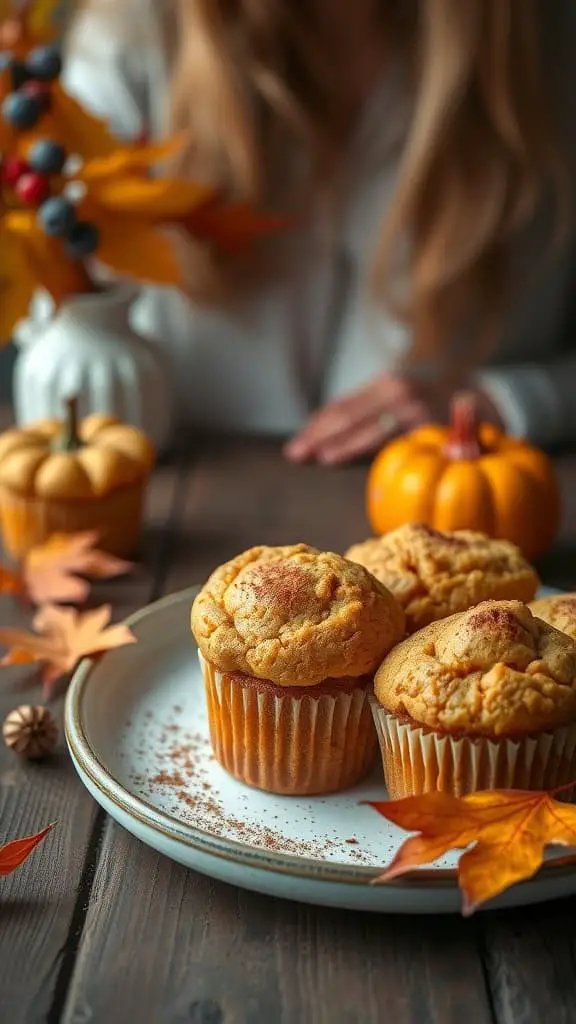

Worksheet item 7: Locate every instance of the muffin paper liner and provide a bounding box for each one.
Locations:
[370,699,576,798]
[200,655,377,795]
[0,483,146,559]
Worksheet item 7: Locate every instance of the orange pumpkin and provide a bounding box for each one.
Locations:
[367,393,560,560]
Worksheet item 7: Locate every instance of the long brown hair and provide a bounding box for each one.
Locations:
[74,0,565,361]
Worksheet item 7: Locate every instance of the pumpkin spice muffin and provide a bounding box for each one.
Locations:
[530,594,576,641]
[191,543,405,795]
[371,600,576,798]
[345,523,539,634]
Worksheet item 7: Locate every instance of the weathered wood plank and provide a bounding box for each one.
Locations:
[480,898,576,1024]
[63,822,494,1024]
[61,438,495,1024]
[164,435,371,584]
[0,460,181,1024]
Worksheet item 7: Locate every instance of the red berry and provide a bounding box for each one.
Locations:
[1,155,29,187]
[22,80,51,112]
[15,171,51,207]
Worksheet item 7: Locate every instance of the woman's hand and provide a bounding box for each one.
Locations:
[284,373,503,465]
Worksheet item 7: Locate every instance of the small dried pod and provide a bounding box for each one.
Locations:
[2,705,58,759]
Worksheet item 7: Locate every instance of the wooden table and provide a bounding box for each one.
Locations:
[2,423,576,1024]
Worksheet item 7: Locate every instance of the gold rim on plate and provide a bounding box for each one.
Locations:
[64,589,576,891]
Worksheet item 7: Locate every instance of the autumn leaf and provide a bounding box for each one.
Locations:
[20,530,133,605]
[4,211,92,312]
[368,787,576,915]
[24,0,63,42]
[178,200,290,254]
[0,220,36,344]
[78,198,186,286]
[78,136,188,183]
[38,82,119,160]
[0,822,56,877]
[87,176,213,218]
[0,603,137,698]
[75,174,213,287]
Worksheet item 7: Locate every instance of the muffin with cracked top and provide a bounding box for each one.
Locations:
[345,523,539,634]
[371,599,576,798]
[191,543,405,794]
[530,593,576,640]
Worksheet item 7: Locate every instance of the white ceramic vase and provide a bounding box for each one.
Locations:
[12,285,172,452]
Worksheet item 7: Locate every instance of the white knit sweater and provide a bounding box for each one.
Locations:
[51,2,576,443]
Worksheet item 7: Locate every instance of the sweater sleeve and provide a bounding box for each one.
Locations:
[476,356,576,447]
[63,1,153,139]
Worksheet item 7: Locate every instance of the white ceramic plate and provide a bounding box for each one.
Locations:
[65,586,576,914]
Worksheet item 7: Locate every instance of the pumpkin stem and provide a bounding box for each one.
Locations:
[54,396,83,452]
[445,391,483,460]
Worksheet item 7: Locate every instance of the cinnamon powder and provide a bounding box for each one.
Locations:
[127,711,372,864]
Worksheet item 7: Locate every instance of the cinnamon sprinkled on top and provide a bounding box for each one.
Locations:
[346,523,538,634]
[375,600,576,737]
[191,544,404,686]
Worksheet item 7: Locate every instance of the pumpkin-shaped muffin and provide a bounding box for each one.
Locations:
[192,543,405,795]
[345,522,539,633]
[371,600,576,798]
[0,399,155,557]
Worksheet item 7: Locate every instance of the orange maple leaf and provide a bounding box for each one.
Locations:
[78,136,188,183]
[179,200,290,254]
[0,822,56,876]
[78,198,187,288]
[74,167,214,288]
[0,218,38,343]
[86,176,213,218]
[0,603,137,698]
[33,82,119,160]
[3,211,92,317]
[368,788,576,915]
[21,531,132,605]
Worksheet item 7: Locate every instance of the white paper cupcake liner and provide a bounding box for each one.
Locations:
[199,653,377,795]
[370,698,576,798]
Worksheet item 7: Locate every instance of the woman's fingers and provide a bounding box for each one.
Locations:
[285,378,406,462]
[284,393,375,461]
[315,417,395,465]
[312,400,429,465]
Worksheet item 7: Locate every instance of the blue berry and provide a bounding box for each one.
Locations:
[65,222,100,259]
[11,61,29,90]
[0,53,29,90]
[38,196,76,237]
[29,139,67,175]
[25,46,62,83]
[1,91,42,130]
